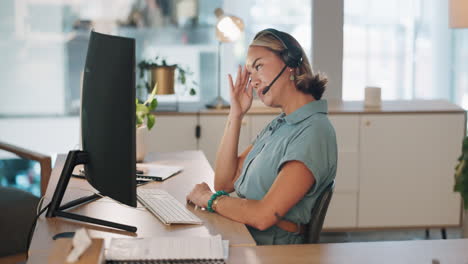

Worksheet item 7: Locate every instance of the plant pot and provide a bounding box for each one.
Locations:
[149,66,176,94]
[136,125,149,163]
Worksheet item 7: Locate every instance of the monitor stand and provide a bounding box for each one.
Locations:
[45,150,137,232]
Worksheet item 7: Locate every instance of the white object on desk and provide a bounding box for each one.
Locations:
[137,188,202,225]
[136,163,183,181]
[106,235,228,262]
[66,228,92,263]
[364,86,381,108]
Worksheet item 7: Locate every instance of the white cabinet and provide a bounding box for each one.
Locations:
[146,115,198,153]
[323,192,358,229]
[324,115,360,229]
[145,101,466,230]
[198,115,251,166]
[358,113,465,228]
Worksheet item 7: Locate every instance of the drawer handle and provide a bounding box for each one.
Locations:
[365,120,371,126]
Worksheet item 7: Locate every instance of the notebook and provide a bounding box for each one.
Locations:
[136,163,183,181]
[106,235,228,264]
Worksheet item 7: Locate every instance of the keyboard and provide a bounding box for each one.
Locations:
[137,188,203,225]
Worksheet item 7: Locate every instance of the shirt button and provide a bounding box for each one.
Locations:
[269,127,273,131]
[278,119,284,123]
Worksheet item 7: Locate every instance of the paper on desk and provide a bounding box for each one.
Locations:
[136,163,183,179]
[106,235,227,261]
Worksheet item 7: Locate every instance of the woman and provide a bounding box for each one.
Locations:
[187,28,337,245]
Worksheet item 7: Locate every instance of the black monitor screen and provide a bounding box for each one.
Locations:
[81,31,136,207]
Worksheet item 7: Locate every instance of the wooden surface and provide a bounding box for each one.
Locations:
[159,99,465,115]
[228,239,468,264]
[28,151,255,263]
[48,238,104,264]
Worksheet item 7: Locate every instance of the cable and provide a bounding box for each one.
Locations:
[28,184,152,254]
[26,196,51,255]
[36,196,45,215]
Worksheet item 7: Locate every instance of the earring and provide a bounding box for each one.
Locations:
[290,75,295,81]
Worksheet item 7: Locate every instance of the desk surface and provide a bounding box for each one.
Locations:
[28,151,468,263]
[28,151,256,263]
[228,238,468,264]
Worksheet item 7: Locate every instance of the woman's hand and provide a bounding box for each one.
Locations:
[229,65,253,118]
[186,182,214,208]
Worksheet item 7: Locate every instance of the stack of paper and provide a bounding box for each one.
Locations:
[106,235,228,264]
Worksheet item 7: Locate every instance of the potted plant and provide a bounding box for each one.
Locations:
[135,84,158,162]
[454,135,468,237]
[138,56,197,96]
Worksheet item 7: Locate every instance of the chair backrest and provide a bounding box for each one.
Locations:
[304,180,335,243]
[0,141,51,196]
[0,141,50,260]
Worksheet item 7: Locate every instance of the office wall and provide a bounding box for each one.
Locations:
[0,117,80,157]
[312,0,344,100]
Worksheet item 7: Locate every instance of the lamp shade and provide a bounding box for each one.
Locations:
[215,8,244,42]
[450,0,468,28]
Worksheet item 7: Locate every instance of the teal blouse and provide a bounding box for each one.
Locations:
[234,100,337,245]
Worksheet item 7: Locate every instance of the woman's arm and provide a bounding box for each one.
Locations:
[214,116,253,191]
[214,65,253,191]
[187,160,315,231]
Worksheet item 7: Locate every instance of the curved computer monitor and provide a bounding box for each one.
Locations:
[81,31,136,207]
[46,31,137,232]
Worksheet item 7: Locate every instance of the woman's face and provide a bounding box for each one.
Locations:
[246,46,290,107]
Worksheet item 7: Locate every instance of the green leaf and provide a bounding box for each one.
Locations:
[150,98,158,111]
[136,104,149,114]
[189,88,196,96]
[136,114,144,126]
[179,71,186,84]
[147,114,155,130]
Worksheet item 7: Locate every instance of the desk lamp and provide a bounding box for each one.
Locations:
[206,8,244,109]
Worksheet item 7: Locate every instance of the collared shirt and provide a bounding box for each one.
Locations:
[234,99,337,245]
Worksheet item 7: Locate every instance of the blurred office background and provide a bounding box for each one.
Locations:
[1,0,467,115]
[0,0,468,194]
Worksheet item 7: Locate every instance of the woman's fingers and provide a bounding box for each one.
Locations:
[229,65,251,98]
[247,80,253,98]
[236,65,242,86]
[228,74,234,92]
[242,65,249,84]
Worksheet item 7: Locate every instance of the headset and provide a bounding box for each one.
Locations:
[253,28,303,95]
[254,28,303,68]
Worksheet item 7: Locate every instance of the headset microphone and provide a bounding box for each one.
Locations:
[261,64,288,95]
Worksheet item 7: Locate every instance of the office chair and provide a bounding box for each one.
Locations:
[304,180,335,244]
[0,141,52,260]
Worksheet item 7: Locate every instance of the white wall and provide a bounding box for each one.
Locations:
[0,117,80,157]
[312,0,344,100]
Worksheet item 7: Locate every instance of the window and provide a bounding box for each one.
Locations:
[342,0,464,103]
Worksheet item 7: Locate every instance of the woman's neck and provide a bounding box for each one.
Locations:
[281,90,316,115]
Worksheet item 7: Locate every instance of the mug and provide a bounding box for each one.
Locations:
[364,86,381,108]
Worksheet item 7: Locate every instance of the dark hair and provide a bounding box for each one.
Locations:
[250,30,328,100]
